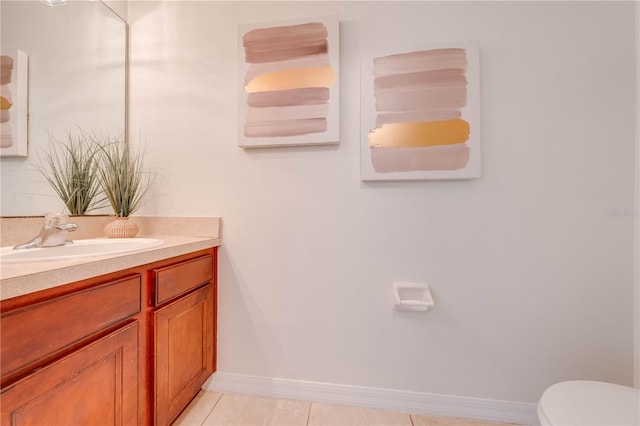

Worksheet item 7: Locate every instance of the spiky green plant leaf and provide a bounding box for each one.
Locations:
[34,128,107,215]
[97,139,153,217]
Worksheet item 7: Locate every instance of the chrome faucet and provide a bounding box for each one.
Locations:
[13,213,78,250]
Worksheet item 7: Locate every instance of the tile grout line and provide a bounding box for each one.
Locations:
[306,400,313,426]
[200,391,224,426]
[194,390,523,426]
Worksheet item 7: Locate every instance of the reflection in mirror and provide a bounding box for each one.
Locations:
[0,0,127,216]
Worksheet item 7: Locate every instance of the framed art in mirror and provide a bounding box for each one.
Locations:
[0,49,28,157]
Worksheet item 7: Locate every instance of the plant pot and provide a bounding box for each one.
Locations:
[104,217,139,238]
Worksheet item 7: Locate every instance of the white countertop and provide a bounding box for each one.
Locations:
[0,235,220,301]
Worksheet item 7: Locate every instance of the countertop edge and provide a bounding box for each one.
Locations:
[0,236,221,301]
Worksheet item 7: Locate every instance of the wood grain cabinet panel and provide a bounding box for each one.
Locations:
[0,322,139,426]
[153,255,213,305]
[0,275,141,382]
[155,283,214,426]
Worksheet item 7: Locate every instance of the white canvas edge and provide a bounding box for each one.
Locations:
[360,40,481,181]
[237,15,340,148]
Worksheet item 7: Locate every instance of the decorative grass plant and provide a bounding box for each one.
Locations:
[97,139,152,218]
[35,129,106,215]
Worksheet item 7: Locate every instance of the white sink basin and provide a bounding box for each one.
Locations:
[0,238,164,263]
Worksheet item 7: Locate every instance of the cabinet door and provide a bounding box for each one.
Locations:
[0,322,139,426]
[155,284,214,426]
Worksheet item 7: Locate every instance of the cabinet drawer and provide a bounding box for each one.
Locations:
[1,275,141,382]
[153,255,213,306]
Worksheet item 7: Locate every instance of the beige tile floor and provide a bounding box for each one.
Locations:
[173,391,521,426]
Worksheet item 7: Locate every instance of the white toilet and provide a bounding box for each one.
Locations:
[537,380,640,425]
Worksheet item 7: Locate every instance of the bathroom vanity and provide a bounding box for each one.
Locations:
[0,233,219,426]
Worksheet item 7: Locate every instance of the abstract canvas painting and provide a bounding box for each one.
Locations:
[0,50,28,157]
[238,16,339,148]
[361,41,480,180]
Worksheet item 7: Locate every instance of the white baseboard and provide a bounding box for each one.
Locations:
[204,372,539,426]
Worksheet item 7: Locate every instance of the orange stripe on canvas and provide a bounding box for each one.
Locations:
[244,54,331,86]
[244,66,336,93]
[368,119,470,148]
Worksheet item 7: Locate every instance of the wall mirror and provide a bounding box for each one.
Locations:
[0,0,127,217]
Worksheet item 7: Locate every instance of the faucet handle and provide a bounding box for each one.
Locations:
[13,213,77,249]
[43,212,70,228]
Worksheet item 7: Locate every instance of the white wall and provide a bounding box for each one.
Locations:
[634,0,640,388]
[129,1,637,404]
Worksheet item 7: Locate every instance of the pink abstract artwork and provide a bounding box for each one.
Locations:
[238,16,339,148]
[361,42,481,180]
[0,50,28,157]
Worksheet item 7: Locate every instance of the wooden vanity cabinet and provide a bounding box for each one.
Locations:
[0,274,141,426]
[152,254,216,426]
[0,247,217,426]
